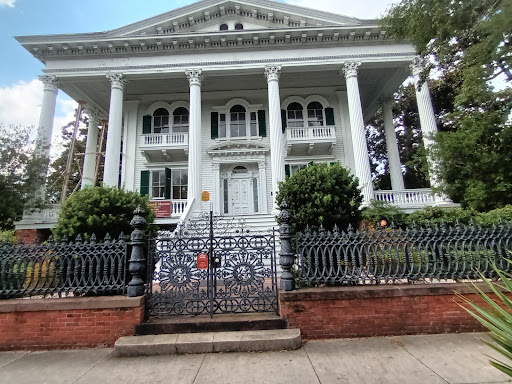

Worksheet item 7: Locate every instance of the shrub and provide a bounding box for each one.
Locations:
[52,186,155,241]
[477,205,512,227]
[362,200,407,227]
[276,163,363,234]
[0,230,16,245]
[405,206,477,227]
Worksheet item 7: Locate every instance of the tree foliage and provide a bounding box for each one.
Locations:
[276,163,362,234]
[52,186,155,241]
[0,124,47,230]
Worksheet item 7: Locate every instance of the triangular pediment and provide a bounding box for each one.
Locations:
[105,0,364,38]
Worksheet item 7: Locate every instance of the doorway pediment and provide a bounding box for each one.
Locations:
[207,141,270,158]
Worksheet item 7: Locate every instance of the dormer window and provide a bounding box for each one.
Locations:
[234,23,244,30]
[220,23,228,31]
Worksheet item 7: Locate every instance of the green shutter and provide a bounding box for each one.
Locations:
[140,170,150,196]
[211,112,219,139]
[258,110,267,137]
[281,109,287,133]
[165,168,171,200]
[285,164,291,177]
[143,115,152,134]
[325,108,335,126]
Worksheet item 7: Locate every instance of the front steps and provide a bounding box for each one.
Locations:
[136,313,286,335]
[114,329,302,356]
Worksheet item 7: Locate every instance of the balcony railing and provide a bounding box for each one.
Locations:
[287,126,336,141]
[139,133,189,148]
[172,199,188,216]
[374,189,436,209]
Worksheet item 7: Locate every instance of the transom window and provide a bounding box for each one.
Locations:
[153,108,169,134]
[218,105,259,139]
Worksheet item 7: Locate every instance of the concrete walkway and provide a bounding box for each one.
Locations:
[0,333,510,384]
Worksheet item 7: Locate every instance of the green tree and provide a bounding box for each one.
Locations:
[276,163,362,235]
[0,124,47,230]
[52,186,155,241]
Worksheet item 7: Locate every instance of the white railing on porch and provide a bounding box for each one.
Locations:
[172,199,188,216]
[374,189,436,209]
[139,133,188,148]
[287,126,336,141]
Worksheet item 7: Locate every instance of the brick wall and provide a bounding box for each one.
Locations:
[0,296,145,351]
[280,284,504,340]
[15,229,51,244]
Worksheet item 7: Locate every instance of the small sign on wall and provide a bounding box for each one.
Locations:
[201,191,210,202]
[149,200,172,218]
[197,252,208,269]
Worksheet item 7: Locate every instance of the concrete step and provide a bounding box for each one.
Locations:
[114,329,302,357]
[136,313,287,335]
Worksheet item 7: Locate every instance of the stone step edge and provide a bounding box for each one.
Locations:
[114,328,301,357]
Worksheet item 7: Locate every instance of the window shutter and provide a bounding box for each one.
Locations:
[258,110,267,137]
[285,164,291,177]
[325,108,335,126]
[211,112,219,139]
[281,109,287,133]
[165,168,171,200]
[143,115,152,134]
[140,170,150,196]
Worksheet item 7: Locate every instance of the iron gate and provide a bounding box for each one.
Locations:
[146,212,278,317]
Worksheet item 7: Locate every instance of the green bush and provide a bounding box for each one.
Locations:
[362,200,407,227]
[52,186,155,241]
[405,206,477,227]
[0,230,16,245]
[477,205,512,227]
[276,163,363,234]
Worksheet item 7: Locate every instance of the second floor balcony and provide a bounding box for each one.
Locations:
[139,133,189,162]
[286,126,337,156]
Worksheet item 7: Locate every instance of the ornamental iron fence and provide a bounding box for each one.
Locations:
[0,233,127,299]
[294,221,512,287]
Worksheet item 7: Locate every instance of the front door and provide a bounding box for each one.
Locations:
[231,178,251,215]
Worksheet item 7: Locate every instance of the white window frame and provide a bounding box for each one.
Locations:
[213,99,263,140]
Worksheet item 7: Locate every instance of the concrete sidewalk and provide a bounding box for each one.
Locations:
[0,333,510,384]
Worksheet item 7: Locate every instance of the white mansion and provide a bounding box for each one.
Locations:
[15,0,453,231]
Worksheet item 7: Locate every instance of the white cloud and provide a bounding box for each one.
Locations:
[0,0,16,8]
[284,0,394,19]
[0,79,77,159]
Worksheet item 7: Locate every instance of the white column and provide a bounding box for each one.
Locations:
[103,72,126,188]
[258,161,268,214]
[411,58,455,205]
[185,69,203,212]
[213,163,221,214]
[264,65,285,213]
[341,62,374,205]
[122,100,140,191]
[382,99,405,191]
[81,109,101,189]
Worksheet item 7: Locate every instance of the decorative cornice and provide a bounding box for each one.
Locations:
[185,69,203,86]
[84,108,103,122]
[43,52,416,75]
[106,72,127,90]
[341,61,360,78]
[264,65,281,82]
[39,75,60,91]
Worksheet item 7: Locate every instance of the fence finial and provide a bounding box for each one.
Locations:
[278,200,295,291]
[127,205,147,297]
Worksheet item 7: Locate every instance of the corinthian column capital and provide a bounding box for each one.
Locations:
[264,65,281,82]
[84,108,103,122]
[39,75,60,92]
[106,72,127,90]
[185,69,203,86]
[341,62,361,79]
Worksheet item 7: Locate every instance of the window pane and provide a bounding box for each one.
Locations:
[219,114,226,137]
[250,112,257,136]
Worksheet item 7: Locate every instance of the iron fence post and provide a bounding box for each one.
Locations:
[278,200,296,291]
[127,205,147,297]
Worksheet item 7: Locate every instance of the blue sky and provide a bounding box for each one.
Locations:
[0,0,394,149]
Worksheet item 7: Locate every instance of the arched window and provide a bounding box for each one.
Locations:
[172,107,189,133]
[220,23,228,31]
[230,105,246,137]
[287,102,304,128]
[234,23,244,30]
[307,101,324,126]
[153,108,169,133]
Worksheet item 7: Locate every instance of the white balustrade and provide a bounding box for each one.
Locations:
[287,126,336,141]
[172,199,188,216]
[374,189,436,209]
[139,133,189,148]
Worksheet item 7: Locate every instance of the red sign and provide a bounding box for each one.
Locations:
[197,253,208,269]
[149,200,172,218]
